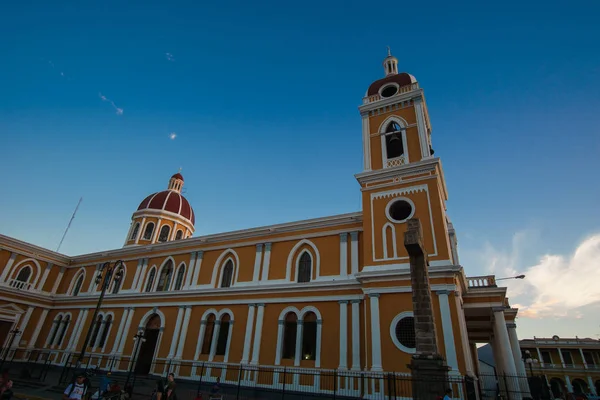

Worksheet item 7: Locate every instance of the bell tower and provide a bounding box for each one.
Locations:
[356,50,456,271]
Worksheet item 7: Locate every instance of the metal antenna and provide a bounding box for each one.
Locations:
[56,197,82,252]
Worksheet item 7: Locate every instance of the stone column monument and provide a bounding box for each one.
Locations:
[404,218,450,399]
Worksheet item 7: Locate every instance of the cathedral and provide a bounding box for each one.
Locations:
[0,52,527,397]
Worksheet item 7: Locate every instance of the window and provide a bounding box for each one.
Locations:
[381,85,398,98]
[73,275,84,296]
[145,268,156,292]
[215,314,230,356]
[297,252,311,283]
[175,230,183,240]
[385,121,404,160]
[201,314,216,354]
[282,313,297,359]
[393,315,416,351]
[174,266,185,290]
[15,267,31,283]
[561,350,573,365]
[220,260,233,288]
[158,225,170,243]
[143,223,155,240]
[98,315,112,348]
[111,278,121,294]
[130,223,140,240]
[302,312,317,361]
[156,261,174,291]
[57,315,70,346]
[90,315,103,348]
[583,351,595,365]
[387,199,414,222]
[48,316,62,347]
[541,351,552,364]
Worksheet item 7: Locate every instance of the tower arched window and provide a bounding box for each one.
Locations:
[174,266,185,290]
[175,230,183,240]
[73,274,84,296]
[156,260,174,291]
[158,225,170,243]
[385,121,404,159]
[220,260,234,288]
[15,266,31,283]
[145,268,156,292]
[297,252,312,283]
[216,314,231,356]
[302,312,317,361]
[98,315,112,348]
[282,312,298,359]
[201,314,216,354]
[130,223,140,240]
[143,223,155,240]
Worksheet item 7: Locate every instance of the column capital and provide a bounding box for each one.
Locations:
[368,293,380,298]
[190,251,197,258]
[351,299,362,304]
[257,303,265,308]
[350,231,359,240]
[492,306,507,313]
[297,320,304,326]
[338,300,349,305]
[215,320,221,326]
[506,322,517,329]
[436,290,451,295]
[256,243,263,251]
[265,243,272,251]
[249,303,257,308]
[197,250,204,259]
[339,232,348,241]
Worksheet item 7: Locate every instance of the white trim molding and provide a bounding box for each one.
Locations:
[389,311,416,354]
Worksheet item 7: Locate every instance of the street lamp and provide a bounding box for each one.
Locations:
[497,274,526,281]
[125,330,146,388]
[523,350,538,376]
[77,260,124,366]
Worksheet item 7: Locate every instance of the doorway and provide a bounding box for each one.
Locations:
[0,320,14,348]
[134,314,161,375]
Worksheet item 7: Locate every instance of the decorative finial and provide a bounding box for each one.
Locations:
[178,167,182,173]
[387,46,391,57]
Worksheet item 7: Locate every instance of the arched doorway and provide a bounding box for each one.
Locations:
[571,379,588,395]
[134,314,161,375]
[550,378,565,399]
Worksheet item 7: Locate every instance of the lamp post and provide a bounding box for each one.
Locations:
[125,330,146,388]
[0,327,21,368]
[497,274,526,281]
[76,260,124,367]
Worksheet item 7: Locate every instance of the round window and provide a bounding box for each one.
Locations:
[381,85,398,98]
[395,316,416,349]
[387,199,414,222]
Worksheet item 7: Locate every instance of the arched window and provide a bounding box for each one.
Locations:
[158,225,170,243]
[48,316,62,347]
[145,268,156,292]
[156,260,173,291]
[130,223,140,240]
[220,260,234,288]
[174,266,185,290]
[175,230,183,240]
[90,315,103,348]
[73,274,84,296]
[302,312,317,361]
[98,315,112,348]
[57,315,70,346]
[15,266,31,283]
[111,278,121,294]
[282,313,297,359]
[297,252,312,283]
[385,121,404,160]
[201,314,216,354]
[143,223,155,240]
[216,314,231,356]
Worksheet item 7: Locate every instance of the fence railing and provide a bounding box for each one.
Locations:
[467,275,497,288]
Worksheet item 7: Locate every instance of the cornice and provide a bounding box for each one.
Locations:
[355,157,441,186]
[358,88,423,115]
[131,209,195,231]
[0,235,70,266]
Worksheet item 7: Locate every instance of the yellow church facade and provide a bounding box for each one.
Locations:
[0,52,525,398]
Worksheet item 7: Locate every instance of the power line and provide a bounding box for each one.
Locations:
[56,197,82,253]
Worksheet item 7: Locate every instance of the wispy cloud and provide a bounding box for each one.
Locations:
[165,52,174,62]
[169,132,177,140]
[99,93,123,115]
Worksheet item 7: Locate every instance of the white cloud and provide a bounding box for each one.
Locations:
[169,132,177,140]
[165,52,174,62]
[99,92,123,116]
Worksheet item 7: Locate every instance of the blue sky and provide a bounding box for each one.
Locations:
[1,0,599,340]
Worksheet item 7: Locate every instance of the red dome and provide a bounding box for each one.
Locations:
[171,173,184,181]
[367,72,417,96]
[137,190,195,225]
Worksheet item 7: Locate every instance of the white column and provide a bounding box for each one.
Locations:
[339,300,348,369]
[362,114,371,171]
[252,244,263,283]
[68,309,88,350]
[0,253,17,282]
[168,306,185,357]
[110,309,129,354]
[183,252,197,290]
[117,308,134,353]
[28,309,48,348]
[135,217,146,244]
[558,347,566,367]
[507,323,531,396]
[208,321,221,362]
[414,97,431,158]
[339,233,348,277]
[45,318,59,348]
[175,306,192,358]
[454,292,475,375]
[493,309,521,400]
[274,319,284,365]
[350,232,359,276]
[193,320,208,362]
[51,267,65,294]
[315,319,323,368]
[131,259,143,291]
[223,320,234,363]
[152,218,163,243]
[588,377,597,395]
[260,243,272,281]
[251,304,265,365]
[18,307,35,339]
[351,300,361,370]
[36,263,52,291]
[190,251,203,289]
[437,290,459,373]
[241,304,256,364]
[86,264,100,293]
[170,222,179,240]
[369,293,383,371]
[565,376,573,392]
[579,348,588,368]
[536,347,544,367]
[294,321,303,366]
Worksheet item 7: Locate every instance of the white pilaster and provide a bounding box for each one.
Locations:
[241,304,256,364]
[68,309,87,350]
[117,308,134,353]
[0,253,17,282]
[223,320,234,363]
[565,376,573,392]
[536,347,544,367]
[135,259,148,291]
[184,252,197,290]
[339,233,348,277]
[111,308,129,354]
[36,263,52,291]
[437,290,459,373]
[558,347,565,367]
[44,319,59,348]
[274,320,284,365]
[579,348,587,368]
[339,300,348,369]
[251,304,265,365]
[362,114,371,171]
[260,243,272,281]
[588,377,597,395]
[294,321,303,366]
[18,307,35,341]
[493,309,521,400]
[350,232,359,276]
[135,217,146,244]
[170,222,179,240]
[507,323,531,396]
[208,321,221,362]
[175,306,192,358]
[190,251,203,288]
[168,306,185,357]
[193,320,208,362]
[152,218,163,243]
[28,309,48,348]
[351,299,361,370]
[252,244,263,283]
[51,267,65,294]
[454,292,475,375]
[413,97,431,159]
[131,259,143,291]
[87,264,100,293]
[315,319,322,368]
[369,293,383,371]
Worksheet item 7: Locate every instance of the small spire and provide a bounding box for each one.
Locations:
[178,166,182,173]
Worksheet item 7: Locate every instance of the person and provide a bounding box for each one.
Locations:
[443,388,452,400]
[152,380,165,400]
[165,373,176,400]
[0,380,13,400]
[99,372,111,397]
[209,378,221,400]
[63,374,89,400]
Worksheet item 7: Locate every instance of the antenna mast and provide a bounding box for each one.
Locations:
[56,197,83,252]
